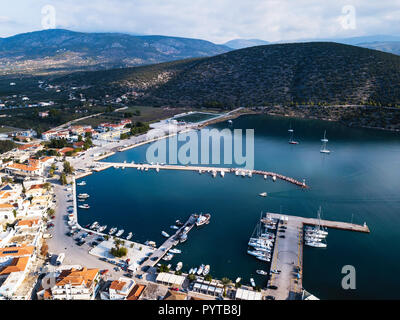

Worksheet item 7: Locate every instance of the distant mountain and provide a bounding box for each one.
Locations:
[0,29,231,75]
[54,42,400,107]
[223,39,269,49]
[355,41,400,56]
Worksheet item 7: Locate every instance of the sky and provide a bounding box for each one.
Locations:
[0,0,399,43]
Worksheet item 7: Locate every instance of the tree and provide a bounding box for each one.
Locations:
[43,182,52,191]
[110,246,127,258]
[60,173,67,185]
[63,161,74,174]
[187,274,196,281]
[205,274,212,281]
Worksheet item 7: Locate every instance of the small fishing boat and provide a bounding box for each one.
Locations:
[78,204,90,209]
[109,227,117,235]
[77,181,86,186]
[170,225,179,230]
[116,229,124,237]
[90,221,98,229]
[176,262,183,272]
[197,264,204,275]
[250,278,256,287]
[98,225,107,232]
[196,213,211,227]
[256,270,268,276]
[203,265,210,276]
[78,193,90,199]
[272,176,277,182]
[175,220,184,226]
[162,231,170,238]
[235,277,241,283]
[126,232,133,240]
[169,248,182,254]
[189,268,194,274]
[162,253,174,261]
[193,268,198,274]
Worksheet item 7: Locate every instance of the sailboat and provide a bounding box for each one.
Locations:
[288,124,299,145]
[320,130,331,154]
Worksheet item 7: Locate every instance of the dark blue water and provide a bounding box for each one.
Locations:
[78,114,400,299]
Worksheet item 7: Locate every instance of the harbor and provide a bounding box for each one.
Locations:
[261,212,370,300]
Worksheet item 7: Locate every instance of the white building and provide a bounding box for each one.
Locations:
[109,277,136,300]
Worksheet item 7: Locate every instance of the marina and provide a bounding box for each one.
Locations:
[74,114,400,299]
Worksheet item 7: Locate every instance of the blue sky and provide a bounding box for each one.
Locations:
[0,0,399,43]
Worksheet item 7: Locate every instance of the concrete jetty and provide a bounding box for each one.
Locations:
[98,162,310,188]
[136,214,198,275]
[262,212,369,300]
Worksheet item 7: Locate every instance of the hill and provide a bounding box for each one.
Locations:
[53,42,400,108]
[0,29,230,75]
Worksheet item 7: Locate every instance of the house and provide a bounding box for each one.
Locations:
[25,184,46,197]
[37,267,100,300]
[16,218,41,230]
[41,130,58,141]
[0,246,35,267]
[17,144,43,152]
[109,277,136,300]
[73,141,85,149]
[39,156,54,167]
[0,257,30,299]
[5,161,42,177]
[58,147,74,155]
[0,203,16,221]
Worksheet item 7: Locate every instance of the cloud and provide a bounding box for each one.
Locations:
[0,0,399,43]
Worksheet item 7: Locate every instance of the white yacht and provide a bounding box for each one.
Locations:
[320,130,331,154]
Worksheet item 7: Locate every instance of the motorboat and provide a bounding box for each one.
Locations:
[126,232,133,240]
[78,193,90,199]
[196,213,211,227]
[235,277,241,283]
[250,278,256,287]
[256,270,268,276]
[197,264,204,275]
[78,204,90,209]
[98,225,107,232]
[161,231,170,238]
[116,229,124,237]
[170,225,179,230]
[109,227,117,235]
[189,268,194,274]
[77,181,86,186]
[162,253,174,261]
[259,192,267,197]
[176,262,183,272]
[169,248,182,254]
[203,265,210,276]
[90,221,98,229]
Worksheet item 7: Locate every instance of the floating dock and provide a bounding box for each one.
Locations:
[262,212,370,300]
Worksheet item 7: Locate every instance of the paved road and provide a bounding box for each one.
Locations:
[47,183,124,279]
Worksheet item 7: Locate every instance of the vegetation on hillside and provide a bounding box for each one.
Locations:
[54,42,400,108]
